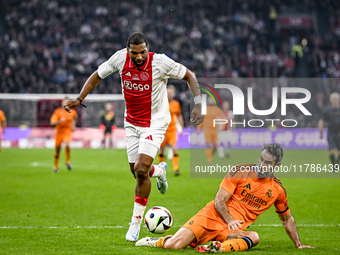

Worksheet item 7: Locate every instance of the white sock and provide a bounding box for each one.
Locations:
[218,146,224,159]
[225,147,230,155]
[150,165,163,178]
[131,202,146,224]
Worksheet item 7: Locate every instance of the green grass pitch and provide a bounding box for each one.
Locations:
[0,148,339,254]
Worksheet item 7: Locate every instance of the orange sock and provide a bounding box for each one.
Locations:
[158,154,165,163]
[172,154,179,171]
[156,235,173,248]
[221,237,253,252]
[205,148,213,163]
[65,146,71,163]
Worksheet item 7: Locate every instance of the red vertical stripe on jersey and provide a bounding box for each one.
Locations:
[122,52,154,127]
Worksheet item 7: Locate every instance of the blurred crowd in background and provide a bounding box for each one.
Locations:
[1,0,340,127]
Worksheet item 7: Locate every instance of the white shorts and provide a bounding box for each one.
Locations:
[218,130,232,144]
[125,122,167,163]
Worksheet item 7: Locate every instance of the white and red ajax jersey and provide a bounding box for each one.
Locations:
[98,49,187,128]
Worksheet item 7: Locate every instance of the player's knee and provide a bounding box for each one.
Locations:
[134,162,150,180]
[54,148,61,156]
[247,231,260,246]
[135,169,149,180]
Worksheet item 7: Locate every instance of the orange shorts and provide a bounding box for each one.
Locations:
[55,130,72,147]
[160,129,177,148]
[181,204,245,248]
[203,130,218,146]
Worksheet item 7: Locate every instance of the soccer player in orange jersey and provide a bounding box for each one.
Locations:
[50,99,78,173]
[197,97,226,164]
[0,109,7,157]
[158,85,184,175]
[136,143,314,252]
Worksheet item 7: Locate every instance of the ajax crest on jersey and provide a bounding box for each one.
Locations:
[144,206,172,234]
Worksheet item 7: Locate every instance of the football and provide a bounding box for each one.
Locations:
[144,206,172,234]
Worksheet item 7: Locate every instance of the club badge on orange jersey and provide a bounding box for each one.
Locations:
[265,189,272,198]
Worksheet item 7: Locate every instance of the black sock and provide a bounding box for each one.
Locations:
[330,154,335,165]
[240,236,253,249]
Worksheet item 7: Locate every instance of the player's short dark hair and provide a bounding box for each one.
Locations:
[261,143,283,164]
[127,32,148,47]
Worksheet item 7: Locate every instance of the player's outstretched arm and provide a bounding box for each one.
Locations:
[72,115,78,131]
[214,187,244,232]
[2,119,6,133]
[50,118,66,127]
[279,212,314,249]
[182,69,204,125]
[64,71,102,112]
[178,114,184,136]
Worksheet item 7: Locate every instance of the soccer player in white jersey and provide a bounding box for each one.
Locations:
[218,101,235,159]
[64,32,204,242]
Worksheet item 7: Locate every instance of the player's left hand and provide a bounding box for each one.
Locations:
[297,244,314,249]
[190,105,204,125]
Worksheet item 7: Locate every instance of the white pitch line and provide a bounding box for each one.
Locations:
[30,161,51,167]
[254,224,340,227]
[0,226,124,229]
[0,224,339,229]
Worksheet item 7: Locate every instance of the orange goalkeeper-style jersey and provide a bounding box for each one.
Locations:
[197,105,226,131]
[205,163,290,229]
[167,100,181,133]
[50,107,77,132]
[0,110,6,132]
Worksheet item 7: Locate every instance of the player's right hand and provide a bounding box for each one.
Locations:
[227,219,244,232]
[64,99,80,113]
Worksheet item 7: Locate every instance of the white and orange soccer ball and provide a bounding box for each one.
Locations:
[144,206,172,234]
